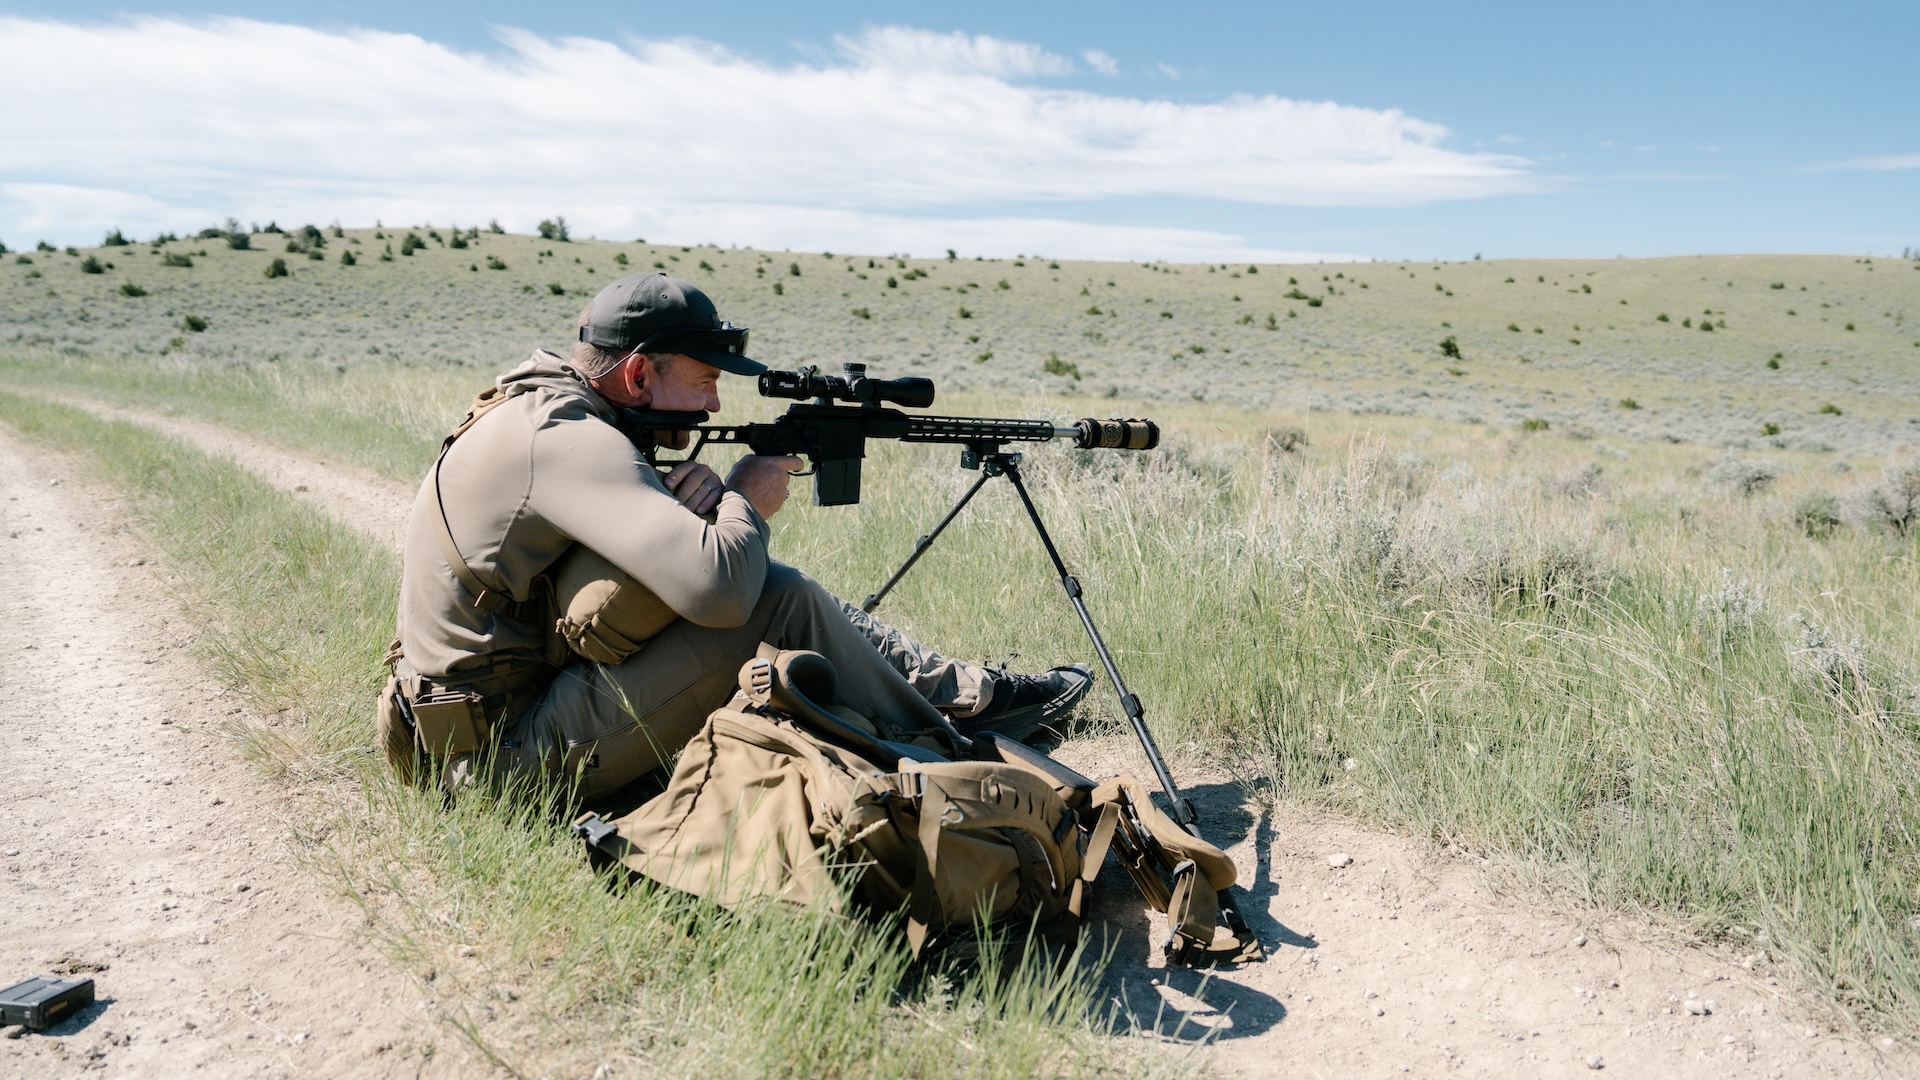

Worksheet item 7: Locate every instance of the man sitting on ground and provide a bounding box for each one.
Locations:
[388,272,1090,804]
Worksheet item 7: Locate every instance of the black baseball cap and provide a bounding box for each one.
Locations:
[579,273,764,376]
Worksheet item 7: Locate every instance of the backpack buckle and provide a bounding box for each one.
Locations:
[886,770,926,800]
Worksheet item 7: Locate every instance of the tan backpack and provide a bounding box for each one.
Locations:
[574,650,1262,963]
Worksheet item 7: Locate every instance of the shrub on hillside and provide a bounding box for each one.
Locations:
[1708,456,1780,497]
[79,255,105,274]
[1552,462,1604,499]
[486,255,507,270]
[102,228,128,247]
[118,282,146,297]
[400,233,425,256]
[263,258,289,279]
[1261,426,1309,454]
[161,252,193,268]
[1793,491,1844,537]
[339,250,357,266]
[182,315,207,332]
[1847,463,1920,538]
[1042,353,1081,380]
[228,232,250,250]
[537,217,570,242]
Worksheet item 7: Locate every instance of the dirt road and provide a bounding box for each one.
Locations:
[7,399,1912,1078]
[0,428,456,1078]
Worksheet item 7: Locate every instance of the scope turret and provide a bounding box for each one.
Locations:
[759,363,936,409]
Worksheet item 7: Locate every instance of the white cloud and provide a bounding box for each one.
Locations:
[0,17,1535,256]
[1808,153,1920,172]
[1082,49,1120,76]
[831,26,1073,77]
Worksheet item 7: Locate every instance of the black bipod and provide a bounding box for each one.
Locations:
[863,443,1262,964]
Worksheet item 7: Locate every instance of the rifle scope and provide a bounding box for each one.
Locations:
[759,363,936,409]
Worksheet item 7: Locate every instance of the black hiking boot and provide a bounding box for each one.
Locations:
[953,664,1095,741]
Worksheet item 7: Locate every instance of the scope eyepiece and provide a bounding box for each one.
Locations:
[1073,418,1159,451]
[758,363,934,409]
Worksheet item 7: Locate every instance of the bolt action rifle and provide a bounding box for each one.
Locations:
[616,362,1157,506]
[621,363,1264,965]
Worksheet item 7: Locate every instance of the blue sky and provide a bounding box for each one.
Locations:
[1,1,1914,261]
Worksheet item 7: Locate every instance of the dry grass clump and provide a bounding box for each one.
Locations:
[1262,441,1608,606]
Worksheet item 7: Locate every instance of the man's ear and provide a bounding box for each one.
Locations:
[623,352,651,405]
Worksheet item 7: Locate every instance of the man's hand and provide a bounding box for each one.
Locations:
[726,455,804,518]
[661,460,726,516]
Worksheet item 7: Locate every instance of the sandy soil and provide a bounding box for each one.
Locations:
[1052,736,1911,1078]
[0,429,459,1078]
[14,400,1915,1078]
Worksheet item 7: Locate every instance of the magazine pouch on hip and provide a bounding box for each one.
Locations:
[410,688,490,756]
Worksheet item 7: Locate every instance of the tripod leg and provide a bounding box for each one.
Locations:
[861,469,993,613]
[997,459,1196,829]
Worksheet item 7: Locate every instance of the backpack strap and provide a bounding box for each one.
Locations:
[430,385,524,616]
[1090,776,1263,965]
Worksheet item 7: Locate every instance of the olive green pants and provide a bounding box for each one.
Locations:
[472,562,989,806]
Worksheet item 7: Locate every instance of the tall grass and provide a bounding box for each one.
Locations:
[0,390,1152,1078]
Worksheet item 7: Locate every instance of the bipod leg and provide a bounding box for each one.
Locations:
[995,457,1197,829]
[861,468,994,613]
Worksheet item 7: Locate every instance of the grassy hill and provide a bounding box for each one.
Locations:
[5,224,1917,455]
[6,223,1920,1045]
